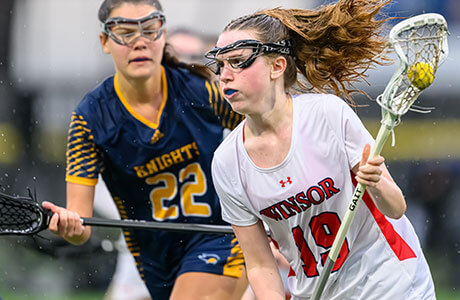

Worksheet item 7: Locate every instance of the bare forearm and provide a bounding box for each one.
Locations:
[247,266,285,300]
[353,147,406,219]
[233,222,286,300]
[43,200,92,245]
[367,175,406,219]
[65,182,95,244]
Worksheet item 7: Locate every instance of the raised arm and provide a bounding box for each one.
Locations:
[352,144,406,219]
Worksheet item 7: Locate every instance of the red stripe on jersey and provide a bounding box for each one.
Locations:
[352,177,416,261]
[288,266,296,277]
[271,238,280,249]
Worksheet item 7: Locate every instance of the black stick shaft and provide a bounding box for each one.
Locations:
[81,217,235,234]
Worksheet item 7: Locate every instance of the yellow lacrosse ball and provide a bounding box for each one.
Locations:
[407,62,434,90]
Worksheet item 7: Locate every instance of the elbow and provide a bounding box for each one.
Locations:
[379,184,406,219]
[388,201,406,220]
[389,211,405,220]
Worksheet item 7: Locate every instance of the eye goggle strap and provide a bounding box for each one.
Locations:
[204,39,292,74]
[262,40,293,56]
[205,39,292,61]
[233,40,292,68]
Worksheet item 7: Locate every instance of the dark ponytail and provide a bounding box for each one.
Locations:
[162,44,213,79]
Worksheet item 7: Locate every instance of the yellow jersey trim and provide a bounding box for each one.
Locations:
[114,67,168,129]
[66,175,98,186]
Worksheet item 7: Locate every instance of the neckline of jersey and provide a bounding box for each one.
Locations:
[113,66,168,129]
[239,95,298,173]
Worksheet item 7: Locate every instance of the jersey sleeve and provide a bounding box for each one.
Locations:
[323,96,374,169]
[204,80,244,130]
[211,153,259,226]
[65,112,102,186]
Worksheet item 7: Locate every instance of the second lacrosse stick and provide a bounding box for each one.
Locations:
[312,13,449,300]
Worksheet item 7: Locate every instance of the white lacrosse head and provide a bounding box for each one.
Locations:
[377,13,449,116]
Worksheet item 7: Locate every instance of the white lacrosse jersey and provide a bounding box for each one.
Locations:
[212,94,435,300]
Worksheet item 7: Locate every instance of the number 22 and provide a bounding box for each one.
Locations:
[146,162,211,221]
[292,212,350,277]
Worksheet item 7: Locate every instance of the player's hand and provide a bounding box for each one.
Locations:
[355,144,384,187]
[42,201,85,239]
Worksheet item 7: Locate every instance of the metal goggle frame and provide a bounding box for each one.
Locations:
[204,39,292,75]
[102,11,166,46]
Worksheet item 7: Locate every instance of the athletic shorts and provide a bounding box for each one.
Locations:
[129,232,244,300]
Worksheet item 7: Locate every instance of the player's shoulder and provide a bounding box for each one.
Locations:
[75,75,116,117]
[164,64,205,82]
[72,76,122,142]
[294,93,350,116]
[164,65,211,99]
[294,93,345,107]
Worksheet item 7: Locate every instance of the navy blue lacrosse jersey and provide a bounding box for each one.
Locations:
[66,66,244,282]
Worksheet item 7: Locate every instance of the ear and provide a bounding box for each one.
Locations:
[99,33,111,54]
[270,56,287,80]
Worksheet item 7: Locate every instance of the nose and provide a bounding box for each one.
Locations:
[219,63,234,83]
[130,36,150,50]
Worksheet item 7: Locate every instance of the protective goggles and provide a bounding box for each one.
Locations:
[204,39,292,75]
[102,11,166,46]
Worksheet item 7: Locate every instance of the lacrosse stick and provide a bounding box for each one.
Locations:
[0,191,234,236]
[312,13,449,300]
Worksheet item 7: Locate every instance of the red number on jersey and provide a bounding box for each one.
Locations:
[292,212,350,277]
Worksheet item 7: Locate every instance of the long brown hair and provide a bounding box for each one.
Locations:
[224,0,391,101]
[98,0,212,79]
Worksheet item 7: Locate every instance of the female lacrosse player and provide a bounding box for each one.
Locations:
[41,0,247,299]
[208,0,435,299]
